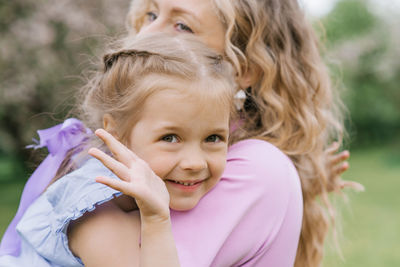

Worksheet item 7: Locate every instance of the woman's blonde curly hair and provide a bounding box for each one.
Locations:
[127,0,361,266]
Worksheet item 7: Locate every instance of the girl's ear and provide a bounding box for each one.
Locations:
[103,114,118,137]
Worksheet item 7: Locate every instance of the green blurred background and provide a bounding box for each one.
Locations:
[0,0,399,265]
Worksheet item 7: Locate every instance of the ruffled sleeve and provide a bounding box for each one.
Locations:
[16,158,122,267]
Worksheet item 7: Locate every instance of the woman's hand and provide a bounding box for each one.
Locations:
[325,142,350,180]
[325,142,364,192]
[88,129,170,223]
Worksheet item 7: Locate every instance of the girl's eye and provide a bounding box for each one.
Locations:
[146,11,157,22]
[161,134,179,143]
[205,135,222,143]
[175,22,194,33]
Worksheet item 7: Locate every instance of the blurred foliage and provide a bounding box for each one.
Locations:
[0,0,129,179]
[321,0,400,146]
[0,0,399,181]
[322,0,377,44]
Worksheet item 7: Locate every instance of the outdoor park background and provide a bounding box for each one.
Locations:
[0,0,399,266]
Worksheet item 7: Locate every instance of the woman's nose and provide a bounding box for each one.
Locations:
[139,17,171,35]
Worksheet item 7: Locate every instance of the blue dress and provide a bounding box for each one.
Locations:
[0,158,121,267]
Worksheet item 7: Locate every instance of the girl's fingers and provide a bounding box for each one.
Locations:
[95,176,133,195]
[96,175,151,203]
[94,129,139,166]
[88,147,132,181]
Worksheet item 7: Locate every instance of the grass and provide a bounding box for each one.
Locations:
[323,145,400,266]
[1,146,399,265]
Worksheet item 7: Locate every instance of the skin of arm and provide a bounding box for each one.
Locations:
[68,200,180,267]
[140,216,180,267]
[68,201,141,267]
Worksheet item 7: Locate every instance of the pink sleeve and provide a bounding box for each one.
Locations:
[171,139,303,267]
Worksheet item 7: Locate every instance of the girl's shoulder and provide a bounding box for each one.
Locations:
[41,158,122,216]
[15,158,122,266]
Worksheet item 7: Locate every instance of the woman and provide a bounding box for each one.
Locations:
[2,0,357,266]
[122,0,357,265]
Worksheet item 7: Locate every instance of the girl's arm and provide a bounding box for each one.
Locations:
[68,201,178,267]
[86,129,180,267]
[68,201,141,267]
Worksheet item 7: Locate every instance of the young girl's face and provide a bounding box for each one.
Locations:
[127,79,230,211]
[134,0,225,53]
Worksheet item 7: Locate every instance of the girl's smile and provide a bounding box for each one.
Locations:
[165,179,205,193]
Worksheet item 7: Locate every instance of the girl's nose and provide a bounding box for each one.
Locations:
[180,150,207,172]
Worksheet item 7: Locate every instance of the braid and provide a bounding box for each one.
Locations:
[103,50,159,72]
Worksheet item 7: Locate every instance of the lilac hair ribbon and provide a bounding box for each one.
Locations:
[0,118,92,256]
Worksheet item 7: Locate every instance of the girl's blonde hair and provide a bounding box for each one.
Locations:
[127,1,358,266]
[53,33,236,183]
[81,33,236,142]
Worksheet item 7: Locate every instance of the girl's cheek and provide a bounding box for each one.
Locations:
[147,156,175,178]
[212,154,227,177]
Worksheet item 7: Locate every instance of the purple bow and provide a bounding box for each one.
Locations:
[0,118,91,256]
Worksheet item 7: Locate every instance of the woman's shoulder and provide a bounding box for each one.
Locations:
[178,139,303,266]
[228,138,293,164]
[226,138,300,189]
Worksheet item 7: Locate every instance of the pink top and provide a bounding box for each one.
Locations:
[171,139,303,267]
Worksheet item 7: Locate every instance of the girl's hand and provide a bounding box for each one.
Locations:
[88,129,170,223]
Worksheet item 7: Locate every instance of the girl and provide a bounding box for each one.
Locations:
[0,33,239,266]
